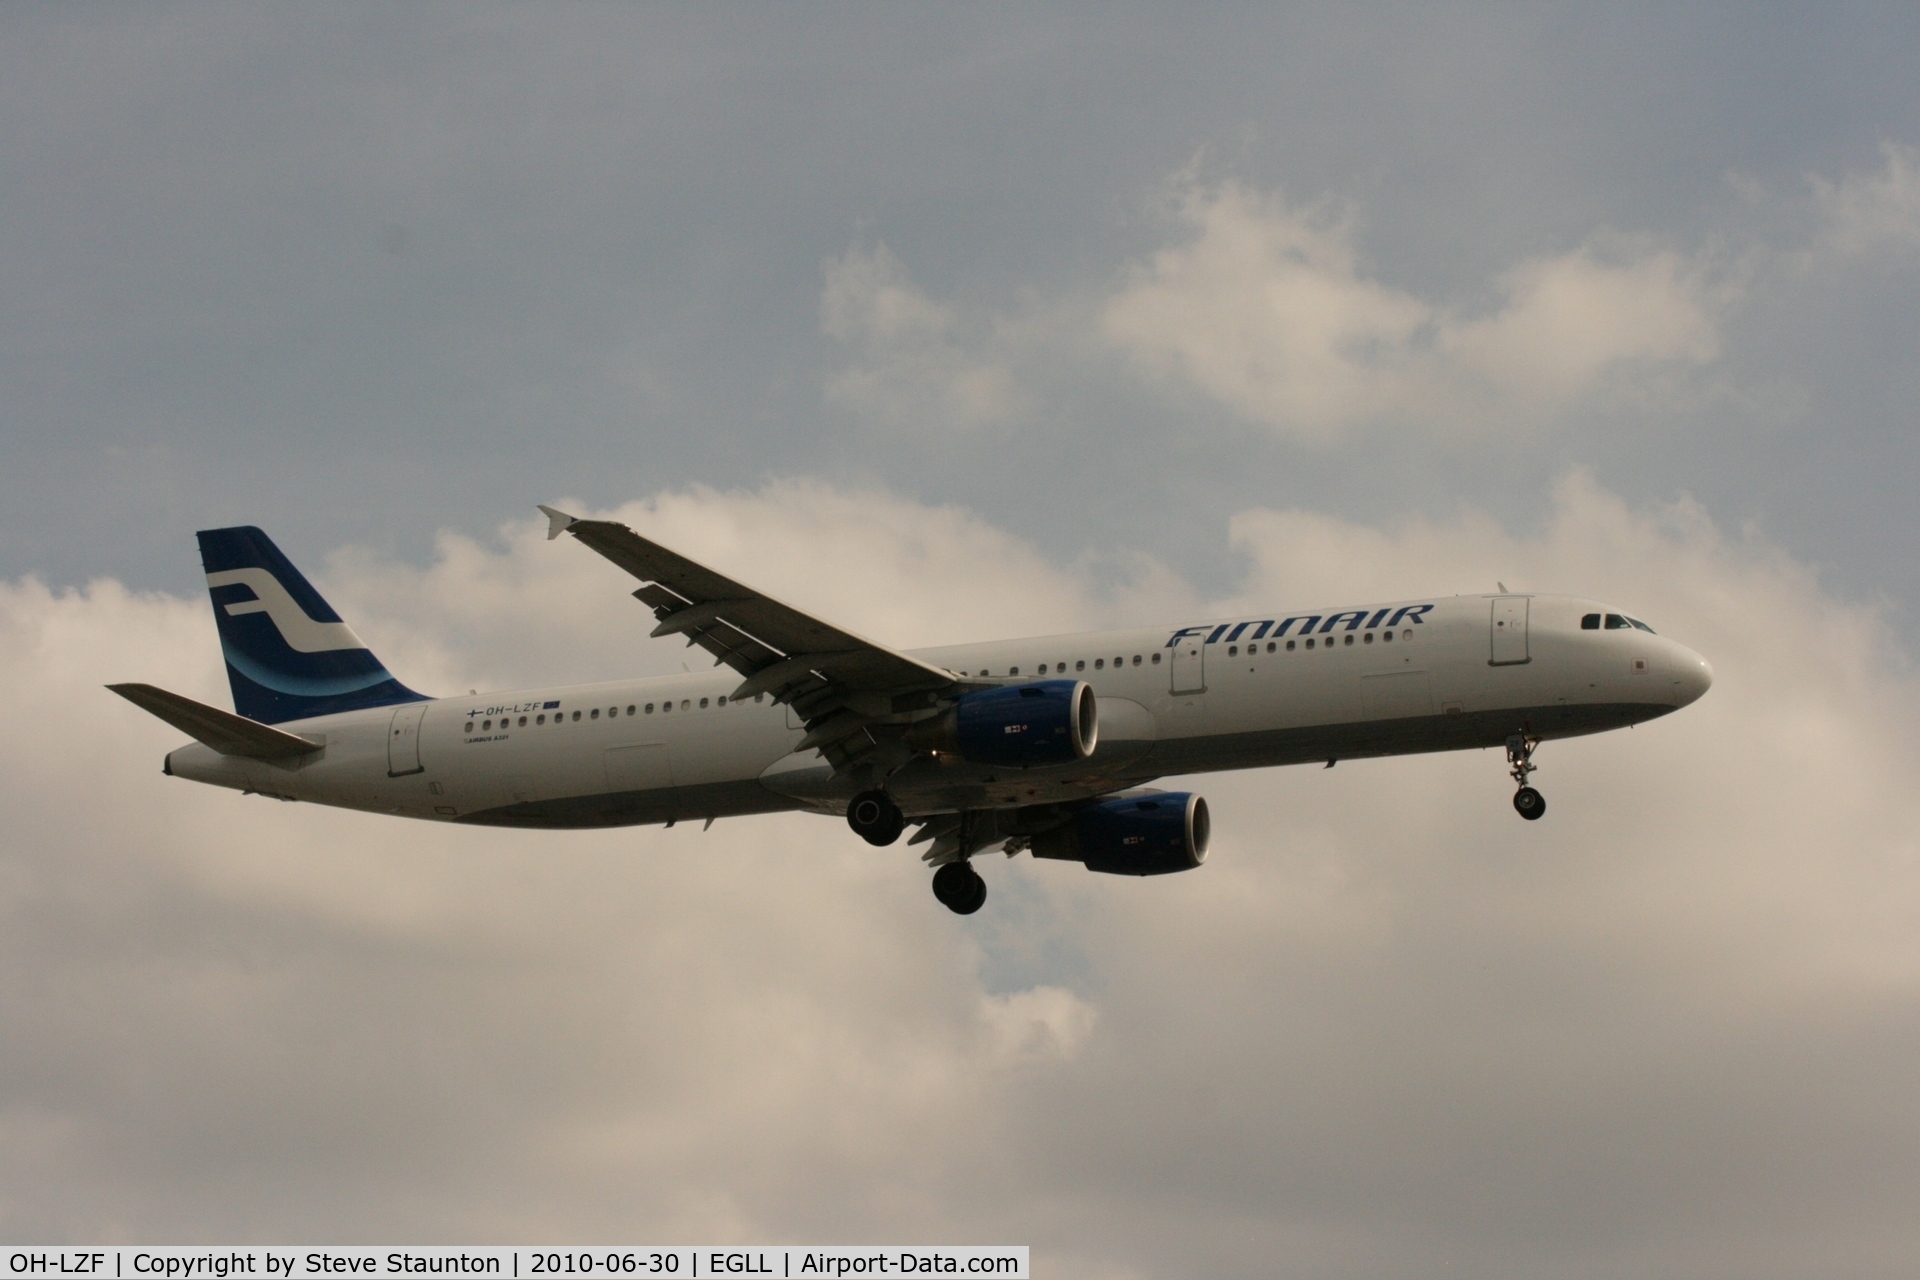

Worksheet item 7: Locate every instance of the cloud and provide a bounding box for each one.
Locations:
[7,478,1920,1276]
[1811,142,1920,260]
[820,244,1030,430]
[322,480,1191,694]
[1102,181,1721,441]
[816,149,1920,462]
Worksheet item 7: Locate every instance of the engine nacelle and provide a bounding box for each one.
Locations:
[1030,791,1210,876]
[910,679,1098,768]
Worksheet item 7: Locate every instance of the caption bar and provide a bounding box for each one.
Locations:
[5,1252,1026,1280]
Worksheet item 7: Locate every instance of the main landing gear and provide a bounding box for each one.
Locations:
[1507,733,1546,821]
[931,860,987,915]
[847,790,906,846]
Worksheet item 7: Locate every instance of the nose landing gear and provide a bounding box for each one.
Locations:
[847,789,906,846]
[931,860,988,914]
[1507,733,1546,821]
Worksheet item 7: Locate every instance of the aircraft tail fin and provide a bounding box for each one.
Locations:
[195,526,428,725]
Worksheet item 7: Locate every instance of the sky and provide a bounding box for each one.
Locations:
[4,5,1920,1275]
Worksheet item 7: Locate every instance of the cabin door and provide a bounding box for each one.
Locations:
[387,703,427,776]
[1169,634,1207,695]
[1489,597,1530,666]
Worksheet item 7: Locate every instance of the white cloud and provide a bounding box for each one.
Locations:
[981,986,1098,1065]
[1812,142,1920,259]
[1102,181,1721,441]
[820,244,1030,430]
[323,479,1190,694]
[7,479,1920,1275]
[1442,249,1719,405]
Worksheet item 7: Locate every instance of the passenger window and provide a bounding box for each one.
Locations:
[627,705,636,715]
[518,716,527,726]
[465,721,474,732]
[1401,629,1411,640]
[681,700,690,711]
[1305,638,1315,649]
[483,719,493,730]
[536,714,545,725]
[1094,658,1105,669]
[591,709,599,719]
[700,697,709,709]
[1286,640,1295,651]
[1228,645,1238,656]
[662,702,671,713]
[645,703,654,714]
[1382,632,1392,644]
[1363,633,1373,644]
[572,711,581,721]
[1075,660,1085,671]
[1581,613,1601,630]
[1151,654,1161,664]
[1605,614,1630,629]
[1132,655,1141,665]
[1010,667,1020,675]
[1344,634,1354,646]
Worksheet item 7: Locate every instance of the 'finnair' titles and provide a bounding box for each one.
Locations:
[1168,605,1436,646]
[111,510,1713,915]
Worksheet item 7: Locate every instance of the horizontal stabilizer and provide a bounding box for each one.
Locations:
[107,683,324,760]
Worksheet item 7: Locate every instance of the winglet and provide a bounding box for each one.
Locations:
[538,505,578,541]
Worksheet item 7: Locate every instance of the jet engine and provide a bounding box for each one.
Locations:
[1030,791,1210,875]
[909,679,1098,767]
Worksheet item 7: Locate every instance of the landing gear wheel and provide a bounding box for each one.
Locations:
[847,790,905,846]
[1505,732,1545,821]
[931,861,987,915]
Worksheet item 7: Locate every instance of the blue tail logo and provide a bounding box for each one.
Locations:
[196,526,429,725]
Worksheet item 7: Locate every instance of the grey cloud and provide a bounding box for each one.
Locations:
[6,479,1920,1278]
[821,244,1031,431]
[7,6,1920,1271]
[1811,142,1920,260]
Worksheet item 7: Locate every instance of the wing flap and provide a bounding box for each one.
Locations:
[108,683,325,760]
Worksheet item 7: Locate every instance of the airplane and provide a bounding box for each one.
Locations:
[110,508,1713,914]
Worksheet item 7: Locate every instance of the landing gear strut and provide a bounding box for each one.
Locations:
[1507,733,1545,821]
[931,860,987,915]
[847,789,906,846]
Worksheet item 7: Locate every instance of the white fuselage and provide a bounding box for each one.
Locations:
[165,593,1712,828]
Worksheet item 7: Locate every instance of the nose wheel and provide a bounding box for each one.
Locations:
[931,860,987,914]
[1507,733,1546,821]
[847,790,905,846]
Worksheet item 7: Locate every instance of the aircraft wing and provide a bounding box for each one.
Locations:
[540,506,973,770]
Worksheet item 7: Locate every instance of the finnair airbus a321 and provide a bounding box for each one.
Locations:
[111,509,1713,914]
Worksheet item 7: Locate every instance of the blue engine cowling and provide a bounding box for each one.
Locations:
[1030,791,1210,876]
[940,679,1098,767]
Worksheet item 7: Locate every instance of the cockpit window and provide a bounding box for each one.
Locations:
[1627,617,1655,633]
[1581,613,1600,630]
[1604,614,1632,629]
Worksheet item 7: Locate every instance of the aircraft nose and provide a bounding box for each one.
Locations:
[1673,649,1714,706]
